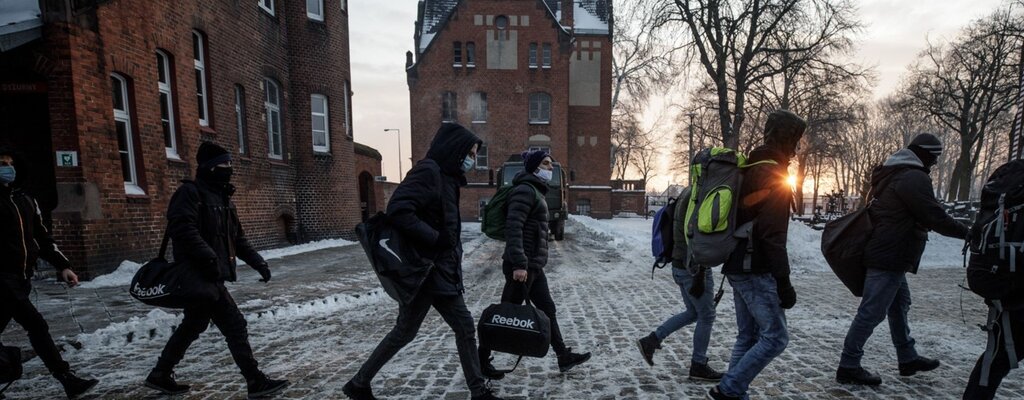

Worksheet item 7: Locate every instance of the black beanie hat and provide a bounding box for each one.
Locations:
[522,150,550,173]
[196,142,231,169]
[908,133,943,156]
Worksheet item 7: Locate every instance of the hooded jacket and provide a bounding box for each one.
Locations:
[502,171,550,273]
[863,149,968,274]
[0,185,71,279]
[166,179,265,282]
[386,123,481,296]
[722,146,793,282]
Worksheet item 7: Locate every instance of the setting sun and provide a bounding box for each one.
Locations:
[787,175,798,190]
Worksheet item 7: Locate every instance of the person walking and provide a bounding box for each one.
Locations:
[0,149,98,399]
[478,150,591,380]
[343,123,504,400]
[144,142,288,398]
[708,110,806,400]
[835,133,968,386]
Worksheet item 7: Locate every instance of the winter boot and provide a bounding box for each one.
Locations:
[688,362,723,381]
[471,388,505,400]
[836,366,882,386]
[246,374,289,399]
[706,385,741,400]
[54,371,98,399]
[342,380,377,400]
[636,332,661,366]
[898,356,940,376]
[144,369,190,395]
[557,348,592,373]
[480,357,506,380]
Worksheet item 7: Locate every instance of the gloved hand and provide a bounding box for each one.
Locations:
[435,228,455,250]
[202,258,220,280]
[778,284,797,309]
[688,267,707,298]
[255,263,272,283]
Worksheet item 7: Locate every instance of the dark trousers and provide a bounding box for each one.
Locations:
[154,284,261,381]
[479,267,568,363]
[0,277,70,376]
[351,291,486,396]
[964,308,1024,400]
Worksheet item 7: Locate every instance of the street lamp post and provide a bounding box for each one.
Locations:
[384,128,402,182]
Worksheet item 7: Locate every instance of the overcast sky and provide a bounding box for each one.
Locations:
[349,0,1008,187]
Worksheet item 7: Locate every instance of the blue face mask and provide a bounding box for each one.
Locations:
[534,168,553,182]
[460,155,476,172]
[0,166,14,184]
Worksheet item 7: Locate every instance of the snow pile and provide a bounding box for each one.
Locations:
[75,309,182,349]
[253,237,356,262]
[78,260,142,289]
[251,290,388,323]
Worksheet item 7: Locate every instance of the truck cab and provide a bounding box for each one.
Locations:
[497,156,569,240]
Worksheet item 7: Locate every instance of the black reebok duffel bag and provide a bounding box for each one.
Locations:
[478,299,551,358]
[129,226,220,309]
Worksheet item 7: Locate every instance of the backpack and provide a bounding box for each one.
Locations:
[650,197,678,275]
[481,184,544,241]
[355,212,435,306]
[680,147,776,268]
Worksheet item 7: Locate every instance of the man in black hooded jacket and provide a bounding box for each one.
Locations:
[836,133,968,386]
[344,123,504,400]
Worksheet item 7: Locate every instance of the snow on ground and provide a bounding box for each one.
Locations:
[77,260,142,289]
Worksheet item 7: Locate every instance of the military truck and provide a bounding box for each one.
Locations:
[496,155,568,240]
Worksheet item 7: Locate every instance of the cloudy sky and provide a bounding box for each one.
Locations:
[349,0,1008,187]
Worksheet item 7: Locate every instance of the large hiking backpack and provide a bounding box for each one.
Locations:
[681,147,776,267]
[481,184,544,241]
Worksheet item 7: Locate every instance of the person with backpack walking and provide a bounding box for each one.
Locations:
[835,133,968,386]
[0,149,98,399]
[477,150,591,380]
[707,110,806,400]
[144,142,289,398]
[343,123,505,400]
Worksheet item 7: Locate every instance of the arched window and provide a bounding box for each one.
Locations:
[155,50,179,158]
[192,30,211,126]
[311,94,330,153]
[264,78,283,159]
[111,73,143,194]
[529,92,551,124]
[453,41,462,66]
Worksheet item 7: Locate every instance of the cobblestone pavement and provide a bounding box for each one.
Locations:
[2,220,1020,399]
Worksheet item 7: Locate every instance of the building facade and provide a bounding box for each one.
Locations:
[0,0,365,276]
[406,0,614,220]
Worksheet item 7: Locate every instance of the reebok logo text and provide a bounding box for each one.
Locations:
[490,314,536,330]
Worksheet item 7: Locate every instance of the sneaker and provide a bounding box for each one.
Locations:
[706,385,741,400]
[688,362,723,382]
[836,366,882,386]
[557,348,592,373]
[636,332,661,366]
[481,357,506,380]
[55,371,98,399]
[144,370,190,395]
[471,388,505,400]
[899,356,940,376]
[246,374,289,399]
[342,381,377,400]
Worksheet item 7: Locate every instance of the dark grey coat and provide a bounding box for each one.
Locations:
[502,171,550,273]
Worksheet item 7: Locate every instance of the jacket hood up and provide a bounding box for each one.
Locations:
[425,123,482,179]
[871,149,928,191]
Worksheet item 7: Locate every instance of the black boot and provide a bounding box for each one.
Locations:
[144,369,190,395]
[688,362,723,381]
[706,385,741,400]
[342,380,377,400]
[246,374,289,399]
[480,357,506,380]
[557,348,592,373]
[54,371,98,399]
[836,366,882,386]
[636,332,661,366]
[898,356,940,376]
[471,388,505,400]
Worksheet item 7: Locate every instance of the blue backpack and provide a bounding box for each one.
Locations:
[650,197,678,278]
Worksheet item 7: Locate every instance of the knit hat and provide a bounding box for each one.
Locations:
[908,133,943,157]
[196,142,231,169]
[521,150,550,173]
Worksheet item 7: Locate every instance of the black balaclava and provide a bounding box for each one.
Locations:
[908,133,943,169]
[195,141,233,184]
[425,123,482,178]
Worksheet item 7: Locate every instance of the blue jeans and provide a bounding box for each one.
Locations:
[719,273,789,399]
[840,268,919,368]
[655,267,717,364]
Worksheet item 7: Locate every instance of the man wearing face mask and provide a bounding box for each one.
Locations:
[145,142,288,398]
[835,133,968,386]
[477,150,591,380]
[0,150,99,399]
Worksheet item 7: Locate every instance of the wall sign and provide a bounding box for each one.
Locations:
[56,151,78,167]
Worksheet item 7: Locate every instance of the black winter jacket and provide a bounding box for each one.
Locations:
[0,185,71,279]
[386,124,481,296]
[863,149,968,274]
[166,179,265,282]
[723,146,793,283]
[502,171,550,273]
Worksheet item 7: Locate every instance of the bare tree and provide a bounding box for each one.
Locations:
[612,0,689,109]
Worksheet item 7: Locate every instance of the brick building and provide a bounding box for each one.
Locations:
[0,0,367,276]
[405,0,614,220]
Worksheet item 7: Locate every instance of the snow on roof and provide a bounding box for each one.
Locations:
[0,0,40,27]
[574,0,610,35]
[418,0,459,52]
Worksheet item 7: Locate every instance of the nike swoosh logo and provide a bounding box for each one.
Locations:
[380,238,402,263]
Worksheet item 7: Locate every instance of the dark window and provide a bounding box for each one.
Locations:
[529,43,538,68]
[471,92,487,123]
[156,50,179,158]
[495,15,508,30]
[542,43,552,67]
[442,91,457,122]
[477,144,488,169]
[193,31,210,126]
[234,85,247,154]
[111,74,144,194]
[265,78,283,159]
[453,42,462,66]
[529,92,551,123]
[466,42,476,66]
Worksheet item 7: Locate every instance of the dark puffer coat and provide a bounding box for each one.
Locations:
[722,146,793,282]
[863,149,968,274]
[502,171,550,273]
[0,186,72,279]
[166,179,265,282]
[386,123,481,295]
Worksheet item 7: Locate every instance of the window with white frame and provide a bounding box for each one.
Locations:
[442,91,457,122]
[259,0,275,15]
[529,43,538,68]
[307,0,323,20]
[111,74,143,195]
[542,43,552,68]
[156,50,179,159]
[466,42,476,67]
[528,146,551,153]
[265,78,283,159]
[529,92,551,124]
[470,91,487,123]
[235,84,247,154]
[453,42,462,67]
[344,80,352,138]
[476,144,488,169]
[193,31,210,126]
[311,94,330,152]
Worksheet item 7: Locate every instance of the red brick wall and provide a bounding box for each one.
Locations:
[354,148,384,218]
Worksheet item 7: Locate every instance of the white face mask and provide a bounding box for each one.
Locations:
[534,168,553,182]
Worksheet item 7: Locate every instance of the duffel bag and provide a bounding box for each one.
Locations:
[130,226,220,308]
[478,299,551,358]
